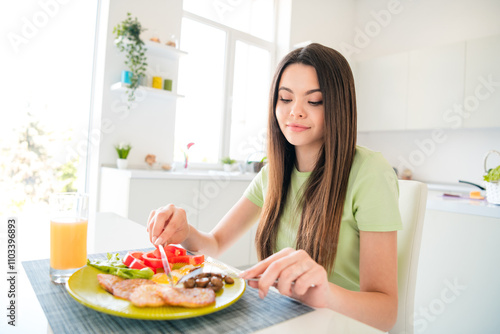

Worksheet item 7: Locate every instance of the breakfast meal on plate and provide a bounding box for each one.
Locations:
[97,273,216,308]
[96,273,123,293]
[158,285,217,308]
[112,278,157,300]
[87,245,205,280]
[87,245,236,309]
[181,271,234,292]
[129,285,166,307]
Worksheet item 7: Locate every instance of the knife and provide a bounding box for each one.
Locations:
[176,267,244,286]
[158,245,175,287]
[176,267,204,286]
[176,268,279,286]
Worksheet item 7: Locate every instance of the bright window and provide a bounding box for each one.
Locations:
[230,41,270,161]
[176,2,275,165]
[175,18,227,163]
[0,1,98,217]
[183,0,275,42]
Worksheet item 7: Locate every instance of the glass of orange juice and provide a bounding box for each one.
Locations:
[49,193,89,284]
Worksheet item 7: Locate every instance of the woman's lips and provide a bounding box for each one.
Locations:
[287,123,310,132]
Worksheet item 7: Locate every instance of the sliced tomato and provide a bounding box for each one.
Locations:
[122,251,144,267]
[169,255,191,264]
[153,245,171,259]
[165,245,186,257]
[189,254,205,266]
[142,252,163,269]
[128,258,148,270]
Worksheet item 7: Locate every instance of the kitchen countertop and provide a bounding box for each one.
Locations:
[423,182,500,218]
[101,166,257,181]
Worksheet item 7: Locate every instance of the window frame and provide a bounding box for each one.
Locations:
[181,9,276,168]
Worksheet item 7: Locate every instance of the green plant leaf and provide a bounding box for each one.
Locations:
[484,165,500,182]
[113,13,148,107]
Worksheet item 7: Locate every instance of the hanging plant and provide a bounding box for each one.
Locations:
[113,12,148,104]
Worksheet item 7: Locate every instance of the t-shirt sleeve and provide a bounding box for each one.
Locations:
[352,153,403,231]
[244,166,267,208]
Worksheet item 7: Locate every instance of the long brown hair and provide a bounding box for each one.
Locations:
[255,43,357,273]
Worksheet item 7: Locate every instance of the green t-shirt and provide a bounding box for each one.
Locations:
[244,146,403,291]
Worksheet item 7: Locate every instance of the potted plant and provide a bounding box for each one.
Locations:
[247,156,267,173]
[113,12,148,104]
[115,144,132,169]
[484,165,500,183]
[181,142,195,170]
[221,157,236,172]
[483,150,500,204]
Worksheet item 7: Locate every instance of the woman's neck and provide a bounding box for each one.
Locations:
[294,145,321,172]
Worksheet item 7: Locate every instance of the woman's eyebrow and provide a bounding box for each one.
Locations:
[278,87,293,93]
[278,87,321,95]
[305,88,321,95]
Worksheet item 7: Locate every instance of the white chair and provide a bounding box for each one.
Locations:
[390,180,428,334]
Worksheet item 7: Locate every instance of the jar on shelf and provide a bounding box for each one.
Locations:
[166,33,178,48]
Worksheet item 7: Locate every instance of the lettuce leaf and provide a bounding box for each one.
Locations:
[87,253,154,279]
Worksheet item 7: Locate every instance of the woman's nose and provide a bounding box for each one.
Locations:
[290,103,305,118]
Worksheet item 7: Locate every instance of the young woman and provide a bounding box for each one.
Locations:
[147,43,402,331]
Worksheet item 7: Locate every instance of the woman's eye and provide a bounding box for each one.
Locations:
[279,98,292,103]
[309,101,323,106]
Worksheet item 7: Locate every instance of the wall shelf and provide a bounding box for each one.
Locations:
[143,40,187,59]
[110,82,184,100]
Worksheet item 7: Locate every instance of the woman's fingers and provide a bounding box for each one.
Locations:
[240,248,295,280]
[147,209,156,243]
[275,254,315,296]
[149,205,176,244]
[154,206,187,245]
[242,248,311,298]
[290,264,325,296]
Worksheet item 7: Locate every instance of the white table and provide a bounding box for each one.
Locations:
[1,212,382,334]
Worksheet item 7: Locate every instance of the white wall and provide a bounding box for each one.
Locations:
[290,0,355,63]
[289,0,500,185]
[352,0,500,61]
[96,0,183,169]
[89,0,183,212]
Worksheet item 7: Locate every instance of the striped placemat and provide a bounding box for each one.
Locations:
[22,250,313,334]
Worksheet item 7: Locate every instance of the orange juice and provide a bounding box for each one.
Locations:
[50,219,88,270]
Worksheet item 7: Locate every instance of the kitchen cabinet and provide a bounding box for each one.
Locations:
[98,167,257,268]
[356,52,408,132]
[355,35,500,131]
[463,34,500,128]
[128,178,201,226]
[406,42,466,130]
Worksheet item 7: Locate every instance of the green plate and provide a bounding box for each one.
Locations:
[66,259,246,320]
